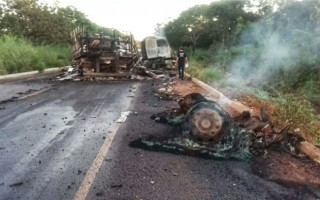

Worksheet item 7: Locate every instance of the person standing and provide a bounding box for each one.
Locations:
[175,47,188,80]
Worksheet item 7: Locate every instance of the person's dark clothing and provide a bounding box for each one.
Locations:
[177,51,186,66]
[178,65,184,80]
[177,51,187,80]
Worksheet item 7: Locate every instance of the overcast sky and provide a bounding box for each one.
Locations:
[45,0,215,40]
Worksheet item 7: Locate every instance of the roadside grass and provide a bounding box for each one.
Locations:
[186,49,224,85]
[186,60,224,84]
[302,80,320,103]
[0,35,71,75]
[252,91,320,146]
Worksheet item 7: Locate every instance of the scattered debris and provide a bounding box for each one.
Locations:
[96,192,104,196]
[0,107,5,110]
[110,184,122,188]
[56,64,174,82]
[9,182,23,187]
[67,67,74,74]
[150,110,185,126]
[131,93,305,161]
[154,81,181,101]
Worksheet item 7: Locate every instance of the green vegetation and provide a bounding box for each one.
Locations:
[250,91,320,146]
[164,0,320,144]
[186,49,223,84]
[0,0,121,74]
[0,0,100,44]
[165,0,320,95]
[0,35,71,75]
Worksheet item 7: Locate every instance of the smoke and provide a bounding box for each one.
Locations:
[226,0,320,91]
[154,23,167,38]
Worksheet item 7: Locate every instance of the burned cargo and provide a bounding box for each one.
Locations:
[70,27,140,78]
[141,36,175,69]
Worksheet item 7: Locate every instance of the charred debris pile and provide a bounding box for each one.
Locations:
[130,81,306,161]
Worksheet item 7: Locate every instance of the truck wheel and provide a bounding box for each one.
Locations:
[183,102,230,144]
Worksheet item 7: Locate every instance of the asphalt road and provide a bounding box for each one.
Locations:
[0,77,319,200]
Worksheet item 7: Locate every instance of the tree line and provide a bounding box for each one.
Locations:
[163,0,320,94]
[0,0,112,45]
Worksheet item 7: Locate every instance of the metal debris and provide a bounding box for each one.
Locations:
[110,184,122,188]
[9,182,23,187]
[131,93,302,160]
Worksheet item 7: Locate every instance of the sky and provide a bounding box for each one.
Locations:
[45,0,215,40]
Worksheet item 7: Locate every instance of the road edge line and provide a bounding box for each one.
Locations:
[18,88,51,100]
[73,84,138,200]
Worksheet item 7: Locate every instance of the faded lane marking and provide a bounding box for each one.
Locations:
[74,83,139,200]
[18,88,51,100]
[116,111,131,123]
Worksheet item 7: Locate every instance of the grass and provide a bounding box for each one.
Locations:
[0,35,71,75]
[186,49,224,85]
[253,92,320,146]
[302,80,320,103]
[186,60,223,84]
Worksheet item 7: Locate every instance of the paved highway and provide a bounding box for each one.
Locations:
[0,77,319,200]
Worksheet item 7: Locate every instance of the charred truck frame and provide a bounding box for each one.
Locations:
[70,27,139,78]
[141,36,176,70]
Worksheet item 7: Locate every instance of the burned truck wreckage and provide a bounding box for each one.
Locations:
[141,36,176,69]
[69,28,176,80]
[70,27,139,78]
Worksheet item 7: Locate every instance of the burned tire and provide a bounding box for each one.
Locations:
[183,102,231,144]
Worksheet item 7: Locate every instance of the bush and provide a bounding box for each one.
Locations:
[188,49,211,63]
[302,80,320,102]
[186,49,224,84]
[0,35,71,75]
[199,67,223,84]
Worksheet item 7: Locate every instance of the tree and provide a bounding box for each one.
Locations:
[0,0,103,44]
[164,0,259,50]
[164,5,209,50]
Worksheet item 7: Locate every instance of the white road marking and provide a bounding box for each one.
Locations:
[116,111,131,123]
[18,88,51,100]
[74,84,138,200]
